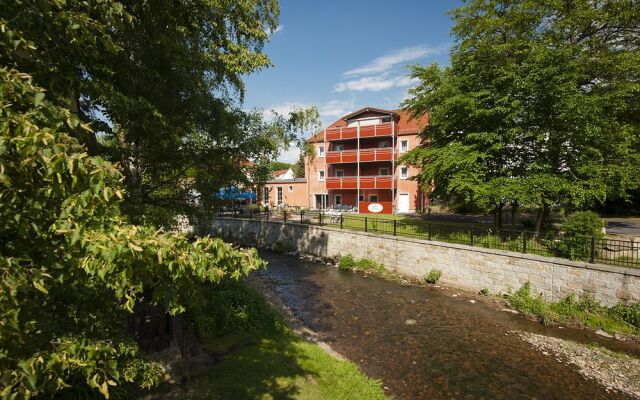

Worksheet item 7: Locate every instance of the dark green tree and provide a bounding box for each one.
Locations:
[402,0,640,233]
[2,0,316,227]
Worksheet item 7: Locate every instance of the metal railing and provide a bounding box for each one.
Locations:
[217,209,640,269]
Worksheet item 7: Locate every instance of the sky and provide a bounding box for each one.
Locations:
[242,0,462,163]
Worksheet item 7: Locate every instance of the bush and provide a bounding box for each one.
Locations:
[424,269,442,284]
[338,254,357,271]
[548,211,605,260]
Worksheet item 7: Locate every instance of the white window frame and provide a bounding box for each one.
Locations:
[318,170,325,181]
[335,169,344,177]
[400,166,409,179]
[288,185,293,192]
[318,145,325,157]
[276,187,283,205]
[334,194,342,205]
[369,194,379,202]
[379,167,390,176]
[263,187,269,204]
[400,139,409,153]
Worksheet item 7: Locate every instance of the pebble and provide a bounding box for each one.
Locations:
[405,319,418,325]
[595,329,614,339]
[500,308,519,314]
[469,299,476,304]
[452,294,459,297]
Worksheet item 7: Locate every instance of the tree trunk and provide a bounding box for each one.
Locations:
[511,201,518,228]
[534,204,551,237]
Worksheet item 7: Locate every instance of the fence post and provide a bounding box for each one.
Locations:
[340,214,344,229]
[522,230,527,254]
[470,226,475,246]
[393,219,397,236]
[365,217,368,233]
[590,236,596,263]
[319,212,323,226]
[300,210,304,224]
[283,210,287,223]
[428,222,432,240]
[267,209,270,221]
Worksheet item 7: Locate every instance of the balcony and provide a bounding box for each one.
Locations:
[324,122,396,141]
[325,148,394,164]
[326,175,393,190]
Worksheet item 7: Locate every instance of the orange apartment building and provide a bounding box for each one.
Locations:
[261,106,428,214]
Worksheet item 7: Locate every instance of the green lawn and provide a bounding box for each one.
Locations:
[175,335,387,400]
[154,280,387,400]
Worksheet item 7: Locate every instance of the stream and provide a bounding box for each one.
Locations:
[258,250,638,400]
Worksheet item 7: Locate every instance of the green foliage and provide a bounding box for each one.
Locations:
[479,288,489,296]
[269,161,292,171]
[506,283,639,335]
[2,1,320,228]
[188,280,286,353]
[402,1,640,229]
[548,211,605,260]
[424,269,442,284]
[0,68,264,399]
[338,255,358,271]
[338,255,384,273]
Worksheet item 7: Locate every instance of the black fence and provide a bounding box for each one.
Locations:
[217,208,640,269]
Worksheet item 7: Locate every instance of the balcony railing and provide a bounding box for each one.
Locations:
[324,122,396,141]
[326,175,393,189]
[326,148,394,164]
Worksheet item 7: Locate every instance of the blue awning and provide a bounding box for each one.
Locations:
[216,187,256,200]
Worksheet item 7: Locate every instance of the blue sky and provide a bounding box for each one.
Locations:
[242,0,461,163]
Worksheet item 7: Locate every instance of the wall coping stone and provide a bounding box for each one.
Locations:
[213,217,640,278]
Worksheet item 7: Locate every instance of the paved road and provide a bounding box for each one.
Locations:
[605,218,640,237]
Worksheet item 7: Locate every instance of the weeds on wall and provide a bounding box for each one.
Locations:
[338,254,385,273]
[424,269,442,284]
[505,282,639,335]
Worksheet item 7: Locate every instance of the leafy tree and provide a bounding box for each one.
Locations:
[2,0,317,227]
[0,63,264,399]
[269,161,292,171]
[548,211,605,260]
[402,0,640,234]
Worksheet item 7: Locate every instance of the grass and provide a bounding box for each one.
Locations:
[160,280,387,400]
[424,269,442,284]
[338,254,385,273]
[177,335,387,400]
[505,282,640,336]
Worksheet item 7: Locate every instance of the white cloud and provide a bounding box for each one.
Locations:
[334,74,418,92]
[343,45,442,77]
[278,146,300,164]
[264,99,355,121]
[266,24,284,36]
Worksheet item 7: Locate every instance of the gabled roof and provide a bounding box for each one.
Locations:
[307,107,428,143]
[271,169,290,178]
[342,106,398,121]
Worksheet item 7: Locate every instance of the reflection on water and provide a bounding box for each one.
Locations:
[259,250,635,400]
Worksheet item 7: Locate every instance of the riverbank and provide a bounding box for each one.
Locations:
[254,250,638,399]
[145,280,387,399]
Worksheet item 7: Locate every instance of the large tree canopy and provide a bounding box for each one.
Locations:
[402,0,640,231]
[2,0,316,226]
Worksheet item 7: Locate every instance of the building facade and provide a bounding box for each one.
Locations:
[262,106,428,214]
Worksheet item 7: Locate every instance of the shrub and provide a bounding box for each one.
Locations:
[479,288,489,295]
[355,258,384,272]
[338,254,357,271]
[548,211,605,260]
[424,269,442,284]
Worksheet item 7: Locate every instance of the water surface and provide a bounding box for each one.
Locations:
[259,250,636,400]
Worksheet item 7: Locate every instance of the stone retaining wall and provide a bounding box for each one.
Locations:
[210,218,640,306]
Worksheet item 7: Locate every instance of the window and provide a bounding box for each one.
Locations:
[263,187,269,204]
[318,170,325,181]
[359,195,364,202]
[400,166,409,179]
[335,169,344,177]
[276,187,283,205]
[381,116,392,123]
[369,194,379,202]
[335,144,345,151]
[318,145,325,157]
[335,195,342,205]
[379,167,390,176]
[400,139,409,153]
[288,185,293,192]
[378,141,389,148]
